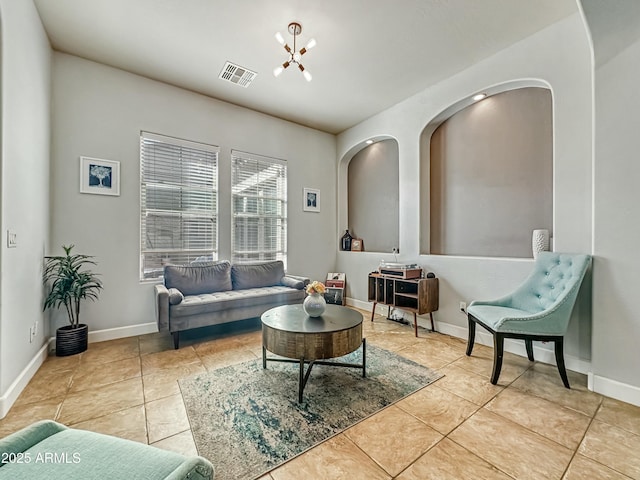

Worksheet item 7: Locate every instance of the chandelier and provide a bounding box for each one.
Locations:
[273,22,316,82]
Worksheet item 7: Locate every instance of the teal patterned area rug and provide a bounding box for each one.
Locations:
[179,345,442,480]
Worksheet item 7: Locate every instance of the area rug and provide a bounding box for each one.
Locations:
[179,345,442,480]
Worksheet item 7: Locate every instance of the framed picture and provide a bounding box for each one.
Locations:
[80,156,120,196]
[351,239,363,251]
[303,187,320,212]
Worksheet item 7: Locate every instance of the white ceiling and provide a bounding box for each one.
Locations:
[33,0,577,134]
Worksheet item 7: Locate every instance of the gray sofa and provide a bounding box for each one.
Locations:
[154,260,309,348]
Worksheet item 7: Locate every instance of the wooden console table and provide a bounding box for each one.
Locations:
[367,273,439,336]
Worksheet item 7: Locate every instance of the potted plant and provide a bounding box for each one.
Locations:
[43,245,103,356]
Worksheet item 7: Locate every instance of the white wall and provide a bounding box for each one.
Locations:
[0,0,51,415]
[588,21,640,403]
[50,53,336,335]
[337,14,594,371]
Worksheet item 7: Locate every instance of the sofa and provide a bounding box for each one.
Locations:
[154,260,309,348]
[0,420,214,479]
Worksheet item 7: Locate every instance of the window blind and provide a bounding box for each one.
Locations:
[231,150,287,266]
[140,132,219,280]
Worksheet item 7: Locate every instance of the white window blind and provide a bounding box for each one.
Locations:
[231,150,287,265]
[140,132,219,280]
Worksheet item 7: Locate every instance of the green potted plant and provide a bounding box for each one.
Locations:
[43,245,103,356]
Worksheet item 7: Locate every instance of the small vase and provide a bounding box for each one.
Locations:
[341,229,353,251]
[532,229,550,259]
[303,293,326,317]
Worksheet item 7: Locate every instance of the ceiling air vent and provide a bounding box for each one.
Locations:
[218,62,257,88]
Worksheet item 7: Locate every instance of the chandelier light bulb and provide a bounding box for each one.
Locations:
[305,38,317,50]
[303,70,312,82]
[275,32,285,45]
[273,66,284,77]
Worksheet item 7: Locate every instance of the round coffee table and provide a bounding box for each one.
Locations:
[261,304,366,402]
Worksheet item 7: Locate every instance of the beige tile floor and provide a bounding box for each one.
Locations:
[2,308,640,479]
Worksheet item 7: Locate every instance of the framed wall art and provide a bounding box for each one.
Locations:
[303,187,320,212]
[351,238,363,251]
[80,156,120,196]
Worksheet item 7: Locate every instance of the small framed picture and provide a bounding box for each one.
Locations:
[303,188,320,212]
[351,239,363,251]
[80,156,120,196]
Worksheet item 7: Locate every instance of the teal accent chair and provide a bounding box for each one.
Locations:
[466,252,591,388]
[0,420,214,479]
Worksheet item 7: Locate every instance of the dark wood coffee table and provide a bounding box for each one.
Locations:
[261,304,366,402]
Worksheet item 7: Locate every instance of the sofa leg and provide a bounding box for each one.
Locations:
[465,315,476,356]
[172,332,180,350]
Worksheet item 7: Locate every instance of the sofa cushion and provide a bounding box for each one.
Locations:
[231,261,285,290]
[164,261,232,295]
[170,286,304,317]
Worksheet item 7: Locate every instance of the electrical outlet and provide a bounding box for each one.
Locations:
[33,321,38,336]
[29,326,33,343]
[6,230,17,248]
[459,302,467,314]
[392,247,399,254]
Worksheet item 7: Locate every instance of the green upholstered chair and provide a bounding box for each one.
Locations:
[466,252,591,388]
[0,420,214,480]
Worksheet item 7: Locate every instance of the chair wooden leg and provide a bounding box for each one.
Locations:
[525,339,535,361]
[554,338,570,389]
[491,333,505,385]
[465,316,476,356]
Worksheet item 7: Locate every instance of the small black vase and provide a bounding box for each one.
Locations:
[341,229,353,251]
[56,324,88,356]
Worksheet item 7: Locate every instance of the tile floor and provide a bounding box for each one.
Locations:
[2,308,639,479]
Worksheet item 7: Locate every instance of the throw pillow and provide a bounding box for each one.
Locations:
[168,288,184,305]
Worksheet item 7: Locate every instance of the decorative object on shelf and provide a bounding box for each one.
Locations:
[532,229,550,259]
[273,22,316,82]
[304,281,326,317]
[351,238,364,252]
[79,156,120,196]
[303,187,320,212]
[341,230,353,251]
[43,245,103,356]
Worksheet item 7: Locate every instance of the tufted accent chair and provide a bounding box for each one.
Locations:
[466,252,591,388]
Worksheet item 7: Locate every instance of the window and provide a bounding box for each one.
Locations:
[140,132,219,280]
[231,150,287,265]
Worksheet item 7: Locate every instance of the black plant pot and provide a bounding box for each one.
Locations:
[56,324,88,357]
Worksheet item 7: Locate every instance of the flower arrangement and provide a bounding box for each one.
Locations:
[306,280,326,295]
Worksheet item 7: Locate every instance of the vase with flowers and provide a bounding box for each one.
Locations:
[304,280,327,317]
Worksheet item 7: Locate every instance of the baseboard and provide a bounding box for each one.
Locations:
[87,322,158,344]
[0,342,49,419]
[589,373,640,407]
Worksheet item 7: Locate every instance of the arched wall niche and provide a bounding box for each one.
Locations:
[419,79,554,257]
[337,135,399,253]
